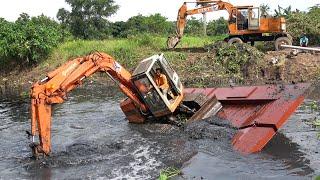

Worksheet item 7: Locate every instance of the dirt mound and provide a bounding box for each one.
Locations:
[264,50,320,83]
[179,42,319,87]
[205,42,266,79]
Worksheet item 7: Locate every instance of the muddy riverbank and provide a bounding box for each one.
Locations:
[1,46,319,96]
[0,83,319,179]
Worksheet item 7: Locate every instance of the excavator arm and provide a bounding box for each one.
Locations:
[30,52,147,157]
[167,0,234,48]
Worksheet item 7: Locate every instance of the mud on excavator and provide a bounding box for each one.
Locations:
[167,0,293,50]
[29,52,221,157]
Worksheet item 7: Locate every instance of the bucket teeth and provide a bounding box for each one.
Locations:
[29,142,44,159]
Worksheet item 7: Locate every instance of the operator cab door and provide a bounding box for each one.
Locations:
[248,7,260,30]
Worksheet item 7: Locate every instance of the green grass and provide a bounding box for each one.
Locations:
[39,34,224,71]
[179,35,226,48]
[158,167,181,180]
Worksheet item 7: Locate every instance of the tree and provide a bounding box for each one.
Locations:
[110,21,127,38]
[111,13,173,38]
[57,0,119,39]
[274,5,292,18]
[260,4,270,17]
[207,17,228,36]
[144,13,172,34]
[184,17,203,36]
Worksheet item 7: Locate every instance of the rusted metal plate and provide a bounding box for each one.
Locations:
[185,83,310,154]
[223,86,257,98]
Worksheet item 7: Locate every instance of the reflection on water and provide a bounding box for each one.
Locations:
[0,84,319,179]
[263,133,313,176]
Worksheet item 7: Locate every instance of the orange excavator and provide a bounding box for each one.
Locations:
[167,0,292,50]
[29,52,221,157]
[30,52,178,156]
[28,52,310,158]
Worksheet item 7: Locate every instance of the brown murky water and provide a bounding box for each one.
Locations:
[0,84,319,179]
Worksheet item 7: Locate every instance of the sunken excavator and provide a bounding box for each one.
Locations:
[29,52,310,158]
[29,52,222,157]
[168,0,293,50]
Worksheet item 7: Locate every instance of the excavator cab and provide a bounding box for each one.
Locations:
[236,7,260,30]
[131,54,184,117]
[235,7,259,30]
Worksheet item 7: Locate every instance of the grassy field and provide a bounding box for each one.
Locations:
[39,35,226,70]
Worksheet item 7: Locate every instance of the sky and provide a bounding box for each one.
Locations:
[0,0,318,22]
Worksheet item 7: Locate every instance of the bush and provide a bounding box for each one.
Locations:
[206,42,265,78]
[0,18,16,59]
[0,14,66,65]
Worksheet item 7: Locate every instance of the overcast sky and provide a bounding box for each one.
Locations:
[0,0,318,22]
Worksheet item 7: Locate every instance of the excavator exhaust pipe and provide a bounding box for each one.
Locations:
[167,36,181,49]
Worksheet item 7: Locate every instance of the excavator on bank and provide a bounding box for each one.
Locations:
[29,52,309,158]
[167,0,293,50]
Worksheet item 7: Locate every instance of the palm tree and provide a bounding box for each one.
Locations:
[274,5,283,17]
[283,6,292,17]
[274,5,292,18]
[260,4,271,17]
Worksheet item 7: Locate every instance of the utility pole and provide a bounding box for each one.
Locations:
[202,12,207,36]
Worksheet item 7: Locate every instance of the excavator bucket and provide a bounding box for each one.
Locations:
[187,95,222,123]
[184,83,310,154]
[167,36,180,49]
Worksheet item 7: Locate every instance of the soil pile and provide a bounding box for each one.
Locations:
[181,42,319,87]
[206,42,267,79]
[263,50,320,83]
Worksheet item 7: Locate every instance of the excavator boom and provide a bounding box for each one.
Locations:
[167,1,234,48]
[30,52,148,156]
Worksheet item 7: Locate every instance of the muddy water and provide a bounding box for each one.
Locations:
[0,84,319,179]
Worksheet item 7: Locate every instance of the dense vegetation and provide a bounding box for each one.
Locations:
[286,6,320,45]
[110,13,174,38]
[260,4,320,45]
[0,14,66,66]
